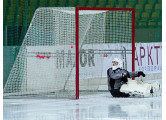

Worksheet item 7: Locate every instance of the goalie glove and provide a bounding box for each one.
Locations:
[137,71,146,77]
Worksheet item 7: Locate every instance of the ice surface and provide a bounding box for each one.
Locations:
[3,79,162,120]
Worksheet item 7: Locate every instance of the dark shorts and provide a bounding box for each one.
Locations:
[109,89,130,97]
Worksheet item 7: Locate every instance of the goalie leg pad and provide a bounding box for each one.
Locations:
[120,80,152,97]
[151,81,161,97]
[120,80,161,97]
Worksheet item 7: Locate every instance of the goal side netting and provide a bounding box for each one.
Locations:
[3,7,135,99]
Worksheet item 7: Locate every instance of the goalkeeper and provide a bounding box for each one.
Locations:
[107,58,160,97]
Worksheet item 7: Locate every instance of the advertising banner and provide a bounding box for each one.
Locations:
[135,42,162,73]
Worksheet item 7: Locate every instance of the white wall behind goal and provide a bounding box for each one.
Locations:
[26,42,161,89]
[27,43,132,81]
[27,42,161,79]
[135,42,162,74]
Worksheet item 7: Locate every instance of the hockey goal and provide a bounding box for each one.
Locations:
[3,7,135,99]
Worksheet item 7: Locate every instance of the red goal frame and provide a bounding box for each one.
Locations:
[75,7,135,99]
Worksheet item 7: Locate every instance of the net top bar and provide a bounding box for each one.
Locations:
[36,7,135,12]
[77,7,135,12]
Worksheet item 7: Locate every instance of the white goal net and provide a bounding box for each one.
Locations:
[4,7,135,99]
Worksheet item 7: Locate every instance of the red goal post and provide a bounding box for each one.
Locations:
[75,7,135,99]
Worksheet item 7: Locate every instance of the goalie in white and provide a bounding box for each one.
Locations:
[107,58,160,97]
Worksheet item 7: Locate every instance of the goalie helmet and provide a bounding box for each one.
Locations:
[112,58,123,70]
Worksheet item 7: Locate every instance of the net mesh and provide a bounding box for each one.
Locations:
[3,7,134,98]
[78,10,133,95]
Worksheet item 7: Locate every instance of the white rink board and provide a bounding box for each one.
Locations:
[135,42,162,73]
[26,43,132,91]
[26,43,162,90]
[27,46,76,91]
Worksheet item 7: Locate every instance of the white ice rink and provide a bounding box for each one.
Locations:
[3,79,162,120]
